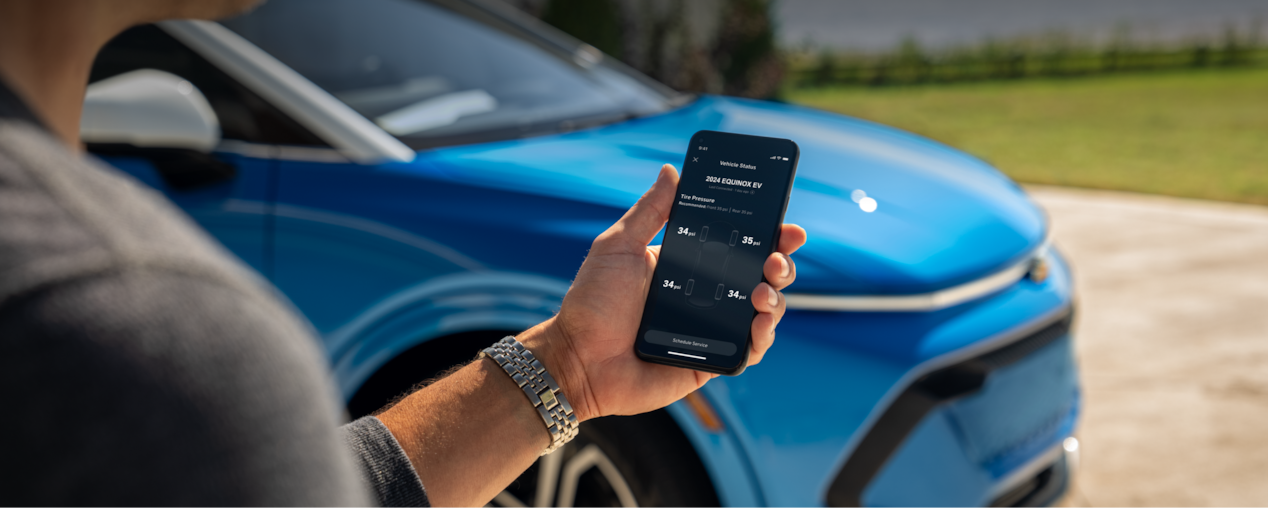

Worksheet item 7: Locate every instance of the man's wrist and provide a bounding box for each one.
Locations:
[471,351,553,450]
[516,318,596,422]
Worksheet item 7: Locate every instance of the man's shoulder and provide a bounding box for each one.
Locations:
[0,230,362,506]
[0,121,365,504]
[0,120,271,308]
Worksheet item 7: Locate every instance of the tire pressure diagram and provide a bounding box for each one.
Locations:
[683,221,740,308]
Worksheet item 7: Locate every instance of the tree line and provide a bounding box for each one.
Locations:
[791,23,1266,88]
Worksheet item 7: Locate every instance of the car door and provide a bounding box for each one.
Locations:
[216,0,656,338]
[89,25,333,276]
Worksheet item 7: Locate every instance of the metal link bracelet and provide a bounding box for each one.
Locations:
[480,336,580,455]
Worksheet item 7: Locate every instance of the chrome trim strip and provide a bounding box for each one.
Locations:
[159,20,415,164]
[1064,437,1080,481]
[216,140,349,163]
[786,240,1050,312]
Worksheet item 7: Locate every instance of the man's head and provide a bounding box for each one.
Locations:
[0,0,262,147]
[0,0,263,44]
[106,0,266,26]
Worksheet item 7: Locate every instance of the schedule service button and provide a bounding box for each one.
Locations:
[644,330,737,357]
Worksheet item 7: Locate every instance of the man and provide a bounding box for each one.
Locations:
[0,0,805,505]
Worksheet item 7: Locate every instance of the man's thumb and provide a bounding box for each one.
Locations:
[613,164,679,248]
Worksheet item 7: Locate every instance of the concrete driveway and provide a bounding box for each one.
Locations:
[1027,186,1268,506]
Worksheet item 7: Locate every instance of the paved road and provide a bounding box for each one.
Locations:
[1027,186,1268,506]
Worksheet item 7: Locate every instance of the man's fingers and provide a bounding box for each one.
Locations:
[747,313,779,366]
[764,252,797,291]
[778,224,807,255]
[751,282,783,315]
[605,164,679,251]
[747,282,784,366]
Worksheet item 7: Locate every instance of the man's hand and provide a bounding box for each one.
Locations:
[522,163,806,421]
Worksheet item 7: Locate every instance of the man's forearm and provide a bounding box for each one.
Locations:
[376,321,571,507]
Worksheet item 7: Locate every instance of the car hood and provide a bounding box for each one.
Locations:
[412,96,1046,295]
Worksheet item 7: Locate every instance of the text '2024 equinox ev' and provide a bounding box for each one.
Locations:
[82,0,1080,505]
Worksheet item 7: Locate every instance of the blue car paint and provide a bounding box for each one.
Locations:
[666,399,768,506]
[402,96,1046,295]
[865,333,1080,506]
[99,152,274,272]
[102,94,1078,506]
[326,271,571,394]
[691,249,1074,506]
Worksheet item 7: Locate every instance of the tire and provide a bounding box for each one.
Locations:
[493,409,719,507]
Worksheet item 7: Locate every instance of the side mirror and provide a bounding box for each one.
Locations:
[81,69,234,189]
[82,69,220,152]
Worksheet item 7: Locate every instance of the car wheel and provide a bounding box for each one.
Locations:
[492,409,719,507]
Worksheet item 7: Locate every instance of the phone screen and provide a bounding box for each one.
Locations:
[635,130,799,375]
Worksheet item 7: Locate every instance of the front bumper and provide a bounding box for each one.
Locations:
[677,248,1078,506]
[854,322,1080,506]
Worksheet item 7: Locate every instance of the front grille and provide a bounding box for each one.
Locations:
[824,310,1074,507]
[989,455,1069,507]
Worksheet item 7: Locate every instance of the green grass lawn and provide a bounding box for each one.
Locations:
[786,69,1268,205]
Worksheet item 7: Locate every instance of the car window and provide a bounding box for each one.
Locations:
[90,24,329,147]
[220,0,679,149]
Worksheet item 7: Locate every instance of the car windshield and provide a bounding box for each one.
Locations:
[221,0,682,149]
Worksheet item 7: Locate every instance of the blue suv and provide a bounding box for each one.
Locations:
[84,0,1080,505]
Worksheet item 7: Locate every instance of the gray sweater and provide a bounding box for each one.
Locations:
[0,82,428,506]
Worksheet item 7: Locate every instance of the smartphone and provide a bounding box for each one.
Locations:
[634,130,799,375]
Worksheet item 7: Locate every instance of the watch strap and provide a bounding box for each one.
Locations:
[480,336,579,455]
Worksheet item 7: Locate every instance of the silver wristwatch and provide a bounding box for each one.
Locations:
[480,336,580,455]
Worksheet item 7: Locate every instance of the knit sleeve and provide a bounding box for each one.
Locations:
[341,417,430,507]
